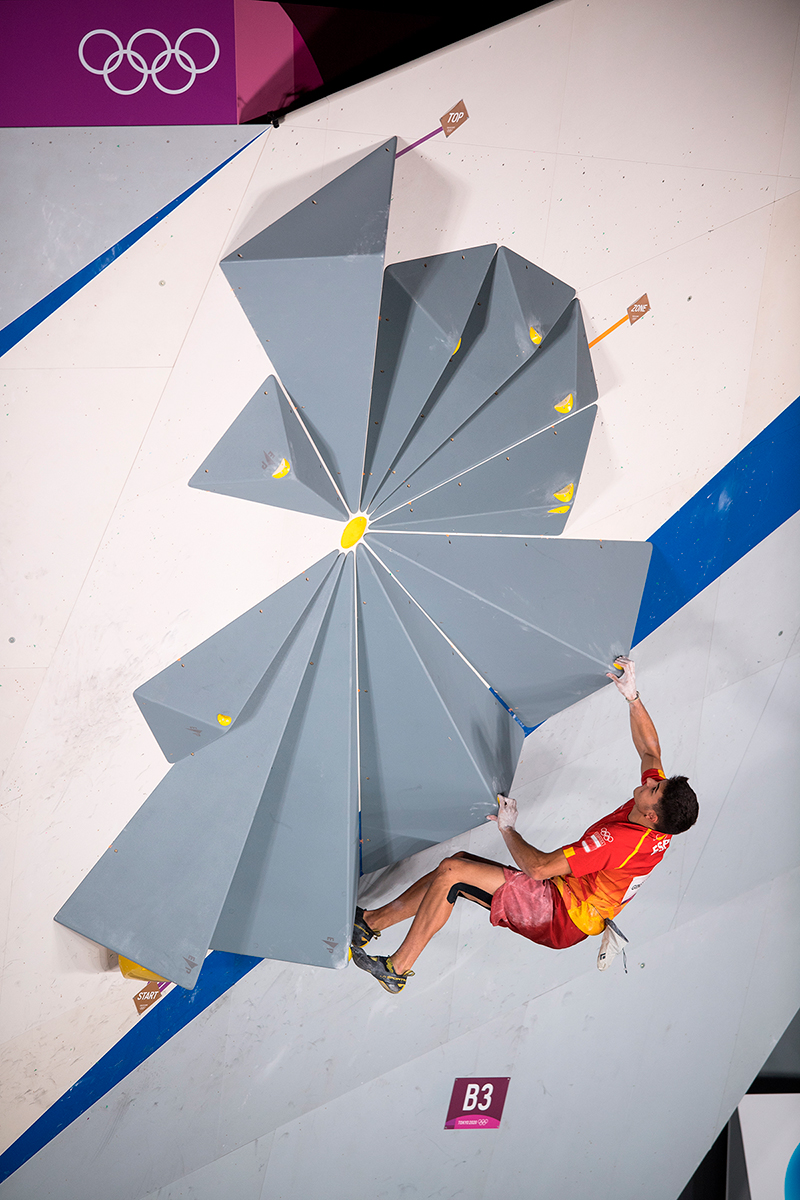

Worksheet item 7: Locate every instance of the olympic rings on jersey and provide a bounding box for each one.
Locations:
[78,29,220,95]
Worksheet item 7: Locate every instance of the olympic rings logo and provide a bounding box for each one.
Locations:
[78,29,220,95]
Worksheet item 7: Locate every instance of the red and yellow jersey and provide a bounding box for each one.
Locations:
[552,770,671,936]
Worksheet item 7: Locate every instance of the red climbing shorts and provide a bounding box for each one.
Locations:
[490,868,587,950]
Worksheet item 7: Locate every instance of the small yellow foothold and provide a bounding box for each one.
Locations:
[529,326,542,345]
[217,713,232,726]
[548,505,570,514]
[452,337,462,356]
[341,515,367,548]
[554,394,574,413]
[552,482,574,503]
[272,457,291,479]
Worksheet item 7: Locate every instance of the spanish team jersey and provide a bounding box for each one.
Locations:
[552,769,671,936]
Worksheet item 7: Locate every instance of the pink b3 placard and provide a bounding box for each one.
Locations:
[444,1077,510,1129]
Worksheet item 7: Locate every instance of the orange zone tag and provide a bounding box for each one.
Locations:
[627,294,650,324]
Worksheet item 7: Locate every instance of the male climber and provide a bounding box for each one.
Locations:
[350,656,698,993]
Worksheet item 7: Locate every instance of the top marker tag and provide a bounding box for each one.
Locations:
[627,294,650,324]
[441,100,469,137]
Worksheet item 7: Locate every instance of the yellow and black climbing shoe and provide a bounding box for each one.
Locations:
[351,907,380,949]
[350,947,414,993]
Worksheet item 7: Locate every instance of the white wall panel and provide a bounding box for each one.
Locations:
[719,867,800,1122]
[558,0,798,173]
[741,189,800,443]
[739,1093,800,1200]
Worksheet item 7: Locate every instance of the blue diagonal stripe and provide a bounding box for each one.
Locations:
[634,395,800,643]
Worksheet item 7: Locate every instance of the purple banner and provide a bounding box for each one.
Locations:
[0,0,236,127]
[444,1077,510,1130]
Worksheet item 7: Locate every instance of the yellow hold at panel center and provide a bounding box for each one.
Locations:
[341,515,367,549]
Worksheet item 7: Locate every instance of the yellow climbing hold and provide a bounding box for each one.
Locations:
[217,713,232,727]
[552,482,574,503]
[548,505,570,514]
[341,515,367,548]
[452,337,462,356]
[119,956,169,983]
[554,394,574,414]
[529,326,542,345]
[271,457,291,479]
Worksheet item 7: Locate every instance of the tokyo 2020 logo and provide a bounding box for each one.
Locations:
[78,29,220,95]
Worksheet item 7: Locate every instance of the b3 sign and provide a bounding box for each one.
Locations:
[445,1077,510,1129]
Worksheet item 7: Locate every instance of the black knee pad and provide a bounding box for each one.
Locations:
[446,882,493,909]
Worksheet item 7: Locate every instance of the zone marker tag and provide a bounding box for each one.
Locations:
[589,294,651,349]
[627,294,650,324]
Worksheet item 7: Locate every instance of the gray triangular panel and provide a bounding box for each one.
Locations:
[221,140,397,511]
[574,297,597,410]
[223,141,396,261]
[356,547,524,872]
[366,533,651,729]
[502,246,576,345]
[134,552,339,763]
[55,560,344,987]
[373,404,597,534]
[369,247,575,511]
[373,299,597,513]
[211,556,358,968]
[361,245,496,509]
[188,376,347,521]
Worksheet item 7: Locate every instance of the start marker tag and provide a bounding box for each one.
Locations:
[627,294,650,324]
[440,100,469,137]
[133,980,169,1015]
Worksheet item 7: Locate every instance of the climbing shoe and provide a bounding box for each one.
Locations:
[350,947,414,993]
[351,907,380,949]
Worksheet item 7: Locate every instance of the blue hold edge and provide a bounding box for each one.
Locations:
[0,952,260,1184]
[490,688,539,738]
[1,396,798,1183]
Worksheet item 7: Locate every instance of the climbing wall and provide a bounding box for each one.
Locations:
[1,0,799,1194]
